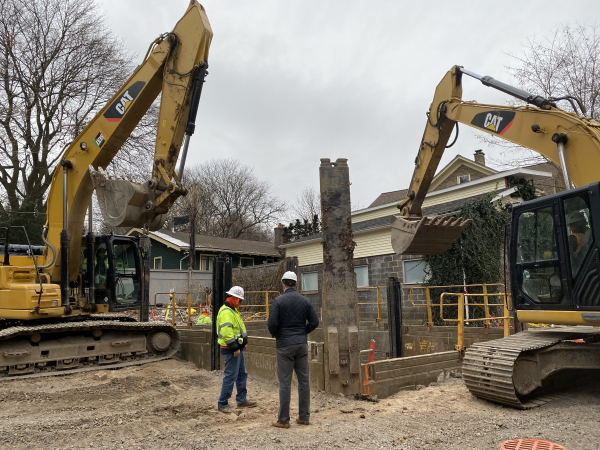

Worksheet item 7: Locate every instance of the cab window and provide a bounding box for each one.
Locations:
[563,192,594,278]
[515,206,562,303]
[113,241,139,305]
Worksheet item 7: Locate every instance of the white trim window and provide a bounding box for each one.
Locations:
[458,174,471,184]
[403,259,430,285]
[354,265,369,288]
[302,272,318,291]
[153,257,162,270]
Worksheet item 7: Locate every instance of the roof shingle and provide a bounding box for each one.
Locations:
[147,230,281,257]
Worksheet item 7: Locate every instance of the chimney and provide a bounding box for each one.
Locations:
[474,150,485,166]
[274,223,286,249]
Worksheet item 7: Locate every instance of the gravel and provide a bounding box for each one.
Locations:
[0,359,598,449]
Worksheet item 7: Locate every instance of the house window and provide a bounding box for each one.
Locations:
[458,174,471,184]
[355,266,369,288]
[302,272,318,291]
[200,255,214,271]
[403,259,430,284]
[153,257,162,270]
[266,258,274,263]
[240,257,254,267]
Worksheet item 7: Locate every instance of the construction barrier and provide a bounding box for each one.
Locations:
[409,284,512,354]
[154,291,208,329]
[357,286,387,325]
[237,291,280,320]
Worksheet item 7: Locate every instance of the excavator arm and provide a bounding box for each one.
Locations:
[44,1,212,282]
[392,65,600,254]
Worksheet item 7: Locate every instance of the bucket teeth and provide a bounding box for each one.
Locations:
[88,165,166,231]
[390,214,472,255]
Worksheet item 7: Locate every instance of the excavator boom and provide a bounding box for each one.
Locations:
[45,1,212,282]
[0,2,212,379]
[392,65,600,255]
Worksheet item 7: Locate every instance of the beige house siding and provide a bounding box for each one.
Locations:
[286,227,394,266]
[352,179,505,224]
[432,164,490,191]
[353,205,397,223]
[424,179,505,206]
[285,240,322,266]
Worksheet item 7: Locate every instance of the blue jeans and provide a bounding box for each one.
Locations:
[218,349,248,408]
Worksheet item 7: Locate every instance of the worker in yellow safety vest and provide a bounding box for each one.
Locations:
[197,311,212,325]
[216,286,257,414]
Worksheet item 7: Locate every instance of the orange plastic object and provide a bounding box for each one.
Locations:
[500,439,567,450]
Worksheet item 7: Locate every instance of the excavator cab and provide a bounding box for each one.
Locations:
[80,235,144,312]
[510,182,600,323]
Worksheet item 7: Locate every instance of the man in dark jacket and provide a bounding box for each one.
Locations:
[268,271,319,428]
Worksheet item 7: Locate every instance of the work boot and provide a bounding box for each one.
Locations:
[218,406,235,414]
[271,421,290,428]
[237,401,257,408]
[296,418,310,425]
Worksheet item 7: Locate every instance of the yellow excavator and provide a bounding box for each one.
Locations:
[0,1,212,378]
[392,65,600,408]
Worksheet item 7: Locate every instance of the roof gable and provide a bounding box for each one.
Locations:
[429,155,497,191]
[368,189,408,208]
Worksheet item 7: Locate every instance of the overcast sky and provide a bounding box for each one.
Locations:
[100,0,599,212]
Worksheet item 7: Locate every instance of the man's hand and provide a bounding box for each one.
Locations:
[233,350,241,357]
[244,345,248,351]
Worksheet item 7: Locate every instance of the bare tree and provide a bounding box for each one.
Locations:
[169,159,286,241]
[288,187,320,223]
[0,0,156,240]
[479,23,600,173]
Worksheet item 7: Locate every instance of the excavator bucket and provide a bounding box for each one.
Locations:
[90,167,166,231]
[390,214,471,255]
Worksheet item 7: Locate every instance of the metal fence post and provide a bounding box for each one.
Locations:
[425,288,433,331]
[265,291,270,319]
[386,276,402,359]
[483,284,490,334]
[503,293,510,337]
[376,287,382,324]
[456,293,465,353]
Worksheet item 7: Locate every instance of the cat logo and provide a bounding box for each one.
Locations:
[470,110,516,135]
[103,81,146,122]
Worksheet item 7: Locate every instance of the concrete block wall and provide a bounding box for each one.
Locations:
[178,327,213,370]
[297,254,430,325]
[364,351,461,399]
[176,322,509,400]
[243,337,325,391]
[401,324,508,357]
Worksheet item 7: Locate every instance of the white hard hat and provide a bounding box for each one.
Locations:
[226,286,245,300]
[281,271,298,282]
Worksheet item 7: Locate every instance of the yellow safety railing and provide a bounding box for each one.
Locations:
[439,290,511,353]
[409,283,510,332]
[154,291,208,329]
[237,291,280,320]
[357,286,387,325]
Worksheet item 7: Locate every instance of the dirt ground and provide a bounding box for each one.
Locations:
[0,359,598,450]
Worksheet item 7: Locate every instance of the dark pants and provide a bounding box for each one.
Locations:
[218,349,248,408]
[276,343,310,424]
